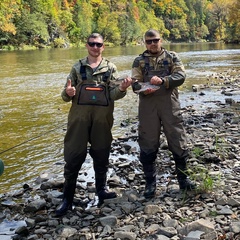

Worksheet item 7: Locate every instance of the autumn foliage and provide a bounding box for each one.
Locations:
[0,0,239,48]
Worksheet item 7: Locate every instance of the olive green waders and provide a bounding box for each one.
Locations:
[138,88,195,196]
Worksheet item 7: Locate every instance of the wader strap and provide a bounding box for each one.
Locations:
[79,60,87,80]
[142,57,150,82]
[163,58,170,74]
[80,65,87,80]
[102,67,113,82]
[79,60,112,82]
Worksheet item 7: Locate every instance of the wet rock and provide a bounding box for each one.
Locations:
[192,84,207,92]
[15,225,29,236]
[24,199,46,213]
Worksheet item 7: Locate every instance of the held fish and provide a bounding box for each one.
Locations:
[132,81,160,93]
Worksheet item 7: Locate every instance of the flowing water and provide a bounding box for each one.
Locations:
[0,42,240,194]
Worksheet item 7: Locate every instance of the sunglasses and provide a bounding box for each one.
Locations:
[145,39,160,45]
[87,42,103,48]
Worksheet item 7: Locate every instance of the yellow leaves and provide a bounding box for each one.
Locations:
[228,0,240,22]
[91,0,105,7]
[227,0,240,38]
[0,0,20,34]
[1,23,16,35]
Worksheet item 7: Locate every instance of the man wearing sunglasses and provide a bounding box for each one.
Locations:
[132,29,196,199]
[56,33,132,216]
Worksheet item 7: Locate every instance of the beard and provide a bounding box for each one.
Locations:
[148,46,162,55]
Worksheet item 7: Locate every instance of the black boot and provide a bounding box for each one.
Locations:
[90,148,117,207]
[178,178,196,190]
[55,180,76,216]
[175,158,196,190]
[95,176,117,207]
[140,150,157,199]
[144,177,156,199]
[55,199,73,216]
[97,188,117,207]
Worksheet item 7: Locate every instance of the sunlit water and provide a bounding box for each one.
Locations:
[0,42,239,194]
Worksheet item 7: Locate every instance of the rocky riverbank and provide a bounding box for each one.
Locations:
[0,69,239,240]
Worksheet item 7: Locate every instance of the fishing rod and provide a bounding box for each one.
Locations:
[0,122,67,155]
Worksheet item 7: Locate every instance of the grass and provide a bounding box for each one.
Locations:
[186,164,222,193]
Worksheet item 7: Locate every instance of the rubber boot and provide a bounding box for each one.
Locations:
[175,158,196,190]
[96,176,117,207]
[55,180,76,216]
[140,150,157,199]
[90,148,117,207]
[144,176,156,199]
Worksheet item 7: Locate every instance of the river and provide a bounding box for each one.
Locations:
[0,42,240,194]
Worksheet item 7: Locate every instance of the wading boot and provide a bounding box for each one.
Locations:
[175,158,196,191]
[96,177,117,207]
[55,180,76,216]
[90,148,117,206]
[144,178,156,199]
[140,150,158,199]
[55,199,73,216]
[97,189,117,207]
[178,178,196,190]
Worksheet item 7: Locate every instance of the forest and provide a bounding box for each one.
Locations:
[0,0,239,49]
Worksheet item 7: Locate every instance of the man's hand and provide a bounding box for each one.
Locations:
[119,77,132,92]
[143,88,157,95]
[66,79,76,97]
[150,76,164,85]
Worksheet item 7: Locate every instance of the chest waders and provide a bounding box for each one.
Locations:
[138,53,196,199]
[139,55,171,198]
[56,62,116,216]
[80,62,116,204]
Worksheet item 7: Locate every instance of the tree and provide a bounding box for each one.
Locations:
[152,0,189,41]
[226,0,240,42]
[14,10,49,46]
[94,2,121,43]
[73,0,93,43]
[0,0,239,48]
[207,0,229,41]
[0,0,21,47]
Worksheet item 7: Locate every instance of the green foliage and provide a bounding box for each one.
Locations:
[14,11,49,46]
[191,147,204,158]
[53,37,66,48]
[0,0,238,48]
[187,165,221,193]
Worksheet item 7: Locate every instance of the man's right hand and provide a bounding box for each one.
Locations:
[66,79,76,97]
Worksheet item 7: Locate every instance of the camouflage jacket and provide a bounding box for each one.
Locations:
[132,48,186,89]
[61,57,126,102]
